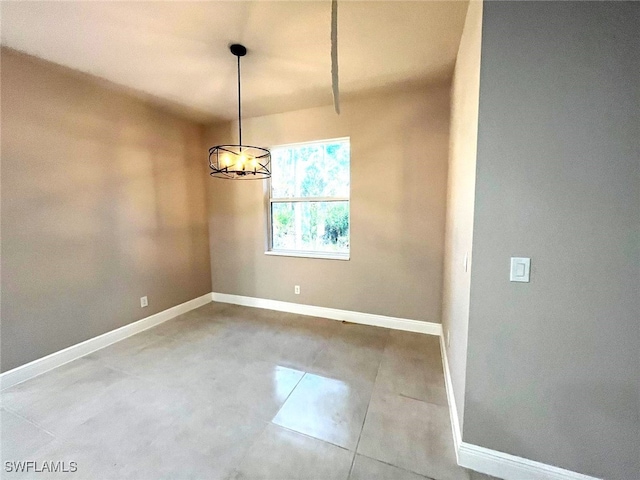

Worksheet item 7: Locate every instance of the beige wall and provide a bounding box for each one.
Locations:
[1,49,212,372]
[465,3,639,479]
[206,85,450,321]
[441,0,483,432]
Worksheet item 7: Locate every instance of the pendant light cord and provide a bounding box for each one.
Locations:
[237,54,242,146]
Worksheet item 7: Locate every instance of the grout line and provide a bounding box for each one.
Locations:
[2,405,57,438]
[356,452,437,480]
[267,422,353,453]
[226,417,273,478]
[93,361,156,385]
[346,331,388,479]
[269,371,307,422]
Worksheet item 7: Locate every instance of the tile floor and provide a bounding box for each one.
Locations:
[1,302,498,480]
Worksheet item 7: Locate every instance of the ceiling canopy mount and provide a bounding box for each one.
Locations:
[229,43,246,57]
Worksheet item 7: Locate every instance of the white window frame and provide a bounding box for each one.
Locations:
[265,137,350,261]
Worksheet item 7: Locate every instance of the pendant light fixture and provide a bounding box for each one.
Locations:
[209,44,271,179]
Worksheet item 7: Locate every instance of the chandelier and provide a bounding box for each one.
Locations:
[209,44,271,179]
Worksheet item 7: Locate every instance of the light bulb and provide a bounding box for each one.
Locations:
[238,153,247,165]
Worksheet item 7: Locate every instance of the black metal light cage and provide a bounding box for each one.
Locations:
[209,44,271,180]
[209,144,271,179]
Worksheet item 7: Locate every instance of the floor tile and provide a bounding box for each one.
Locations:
[90,334,213,387]
[349,454,431,480]
[1,303,470,480]
[87,330,166,368]
[213,304,284,331]
[332,322,390,347]
[248,328,330,371]
[0,408,54,461]
[148,310,225,342]
[188,301,232,318]
[273,373,372,450]
[89,333,177,369]
[375,351,447,406]
[386,331,442,365]
[262,312,341,340]
[110,316,310,420]
[31,379,265,480]
[182,358,305,420]
[1,357,111,406]
[357,392,468,480]
[1,358,132,436]
[203,315,333,372]
[228,423,353,480]
[309,323,388,383]
[469,471,502,480]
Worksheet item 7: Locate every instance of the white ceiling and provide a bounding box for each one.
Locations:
[1,1,469,122]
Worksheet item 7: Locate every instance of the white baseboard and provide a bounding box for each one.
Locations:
[0,293,212,391]
[211,292,442,336]
[440,339,600,480]
[458,442,601,480]
[440,337,462,460]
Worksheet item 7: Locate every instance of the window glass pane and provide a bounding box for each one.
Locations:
[271,140,350,198]
[272,201,349,253]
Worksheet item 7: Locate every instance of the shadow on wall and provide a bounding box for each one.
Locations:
[554,381,640,479]
[4,103,207,300]
[1,50,211,372]
[207,171,260,295]
[464,379,639,479]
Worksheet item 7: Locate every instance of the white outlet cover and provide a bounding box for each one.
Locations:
[140,296,149,307]
[510,257,530,282]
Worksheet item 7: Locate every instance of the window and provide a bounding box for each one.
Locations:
[267,138,350,260]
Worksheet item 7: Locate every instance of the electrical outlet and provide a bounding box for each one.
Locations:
[140,296,148,308]
[294,285,300,295]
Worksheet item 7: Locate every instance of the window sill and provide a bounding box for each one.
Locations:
[264,250,350,261]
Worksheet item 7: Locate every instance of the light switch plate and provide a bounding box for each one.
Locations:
[510,257,530,282]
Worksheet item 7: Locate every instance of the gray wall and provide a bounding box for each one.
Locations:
[206,85,450,322]
[1,50,212,372]
[464,3,640,479]
[442,0,483,433]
